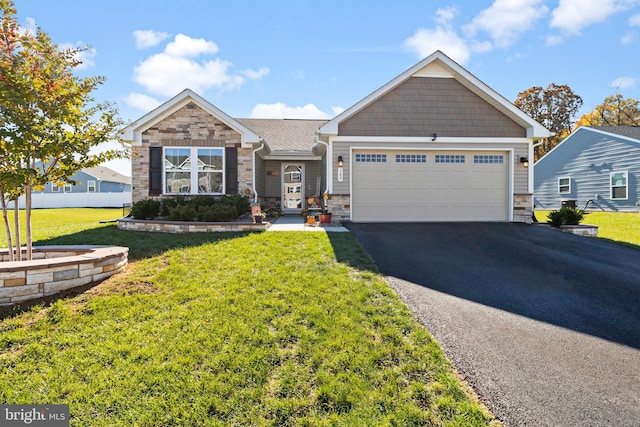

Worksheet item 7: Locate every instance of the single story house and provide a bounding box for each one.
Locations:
[13,165,132,209]
[534,126,640,211]
[121,50,551,223]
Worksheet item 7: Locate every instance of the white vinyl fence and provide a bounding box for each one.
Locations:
[9,192,132,209]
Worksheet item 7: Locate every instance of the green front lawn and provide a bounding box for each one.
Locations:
[534,210,640,248]
[0,209,496,426]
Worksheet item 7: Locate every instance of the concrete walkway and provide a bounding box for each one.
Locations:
[267,215,349,232]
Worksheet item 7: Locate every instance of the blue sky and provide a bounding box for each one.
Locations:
[13,0,640,175]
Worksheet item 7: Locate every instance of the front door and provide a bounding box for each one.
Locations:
[282,163,304,213]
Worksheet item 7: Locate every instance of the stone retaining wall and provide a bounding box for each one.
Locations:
[117,217,270,233]
[560,224,599,237]
[0,246,128,306]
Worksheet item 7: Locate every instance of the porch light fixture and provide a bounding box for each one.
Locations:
[337,155,344,167]
[520,157,529,167]
[432,133,437,141]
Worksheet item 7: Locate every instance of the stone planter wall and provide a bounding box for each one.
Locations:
[560,224,599,237]
[0,246,128,306]
[117,217,270,233]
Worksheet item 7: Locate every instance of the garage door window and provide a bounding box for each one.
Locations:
[474,155,504,164]
[355,153,386,163]
[435,154,465,163]
[396,154,426,163]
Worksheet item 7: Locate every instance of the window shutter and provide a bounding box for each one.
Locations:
[149,147,162,196]
[225,146,238,194]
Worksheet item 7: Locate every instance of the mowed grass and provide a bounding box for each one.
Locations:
[534,210,640,248]
[0,209,495,426]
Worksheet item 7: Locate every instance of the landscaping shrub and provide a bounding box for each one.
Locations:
[547,206,586,227]
[130,199,161,219]
[223,194,251,216]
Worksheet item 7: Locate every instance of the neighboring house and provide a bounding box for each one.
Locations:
[17,165,132,209]
[534,126,640,211]
[121,50,551,223]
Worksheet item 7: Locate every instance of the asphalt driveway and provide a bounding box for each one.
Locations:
[346,222,640,427]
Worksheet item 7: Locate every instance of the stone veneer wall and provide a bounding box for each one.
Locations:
[132,102,253,203]
[327,195,350,223]
[117,218,269,233]
[0,246,128,306]
[513,193,533,224]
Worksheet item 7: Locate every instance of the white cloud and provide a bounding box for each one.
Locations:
[621,31,636,43]
[133,34,267,97]
[545,34,565,45]
[164,34,218,57]
[22,17,37,36]
[250,103,332,119]
[59,42,96,70]
[465,0,549,48]
[133,30,170,49]
[331,106,345,116]
[124,92,162,111]
[403,6,471,64]
[403,27,471,64]
[610,76,636,90]
[550,0,640,34]
[241,67,270,80]
[630,13,640,26]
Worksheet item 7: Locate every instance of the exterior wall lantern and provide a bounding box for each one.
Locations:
[520,157,529,167]
[337,155,344,167]
[337,155,344,182]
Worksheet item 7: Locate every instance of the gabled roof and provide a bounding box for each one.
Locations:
[319,50,552,140]
[120,89,261,147]
[237,118,328,154]
[82,166,132,185]
[591,126,640,140]
[535,126,640,166]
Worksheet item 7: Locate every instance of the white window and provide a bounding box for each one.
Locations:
[436,154,465,163]
[473,155,503,164]
[164,147,224,194]
[558,177,571,194]
[88,180,97,192]
[51,183,61,192]
[64,184,73,193]
[355,153,386,163]
[610,171,628,200]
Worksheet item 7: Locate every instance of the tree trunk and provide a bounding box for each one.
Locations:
[12,197,21,261]
[25,182,32,260]
[0,190,14,261]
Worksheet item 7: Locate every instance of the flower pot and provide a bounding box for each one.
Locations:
[319,213,332,224]
[253,215,263,224]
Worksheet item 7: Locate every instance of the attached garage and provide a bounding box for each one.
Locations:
[351,149,509,222]
[318,51,553,224]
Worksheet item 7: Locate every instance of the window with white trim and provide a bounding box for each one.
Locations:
[64,184,73,193]
[610,171,628,200]
[164,147,224,194]
[88,180,97,192]
[558,177,571,194]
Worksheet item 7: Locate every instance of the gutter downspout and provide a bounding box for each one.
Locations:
[252,142,264,204]
[314,134,330,212]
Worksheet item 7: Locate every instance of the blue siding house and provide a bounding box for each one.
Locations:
[534,126,640,211]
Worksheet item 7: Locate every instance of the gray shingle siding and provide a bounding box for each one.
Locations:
[534,127,640,211]
[338,77,526,137]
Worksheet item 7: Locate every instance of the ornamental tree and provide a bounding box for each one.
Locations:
[0,0,126,260]
[515,84,583,159]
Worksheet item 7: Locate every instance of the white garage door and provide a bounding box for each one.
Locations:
[351,150,509,222]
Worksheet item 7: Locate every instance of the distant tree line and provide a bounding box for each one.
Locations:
[514,84,639,160]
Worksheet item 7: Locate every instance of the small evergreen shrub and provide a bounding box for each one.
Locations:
[223,194,251,216]
[547,206,586,227]
[130,199,161,219]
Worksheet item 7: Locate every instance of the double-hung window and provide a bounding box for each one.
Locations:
[610,171,628,200]
[558,177,571,194]
[164,147,224,194]
[88,180,97,193]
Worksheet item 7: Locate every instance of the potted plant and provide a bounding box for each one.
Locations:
[251,204,266,224]
[318,192,332,224]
